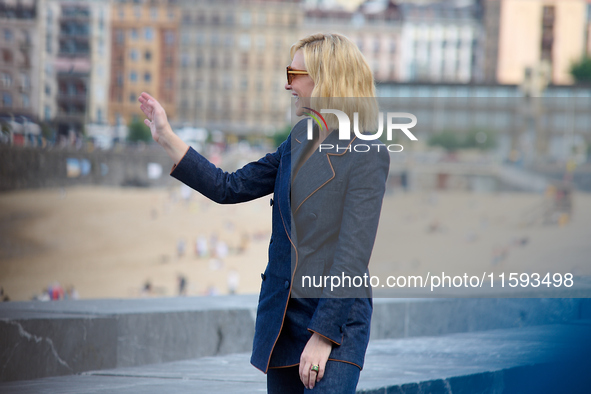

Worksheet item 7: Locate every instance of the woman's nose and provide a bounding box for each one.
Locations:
[285,82,291,90]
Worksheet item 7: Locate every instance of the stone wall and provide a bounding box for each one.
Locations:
[0,146,177,191]
[1,296,590,382]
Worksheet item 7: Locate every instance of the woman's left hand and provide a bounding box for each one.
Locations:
[299,332,333,389]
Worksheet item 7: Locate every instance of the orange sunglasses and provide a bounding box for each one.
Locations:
[286,66,309,85]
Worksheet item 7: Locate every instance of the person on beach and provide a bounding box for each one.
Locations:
[138,32,389,393]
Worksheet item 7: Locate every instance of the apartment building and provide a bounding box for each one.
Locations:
[176,0,302,135]
[108,0,179,127]
[51,0,111,137]
[486,0,587,85]
[0,0,43,121]
[397,0,481,83]
[303,1,402,82]
[304,0,481,84]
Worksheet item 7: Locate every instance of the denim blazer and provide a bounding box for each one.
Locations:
[170,119,390,373]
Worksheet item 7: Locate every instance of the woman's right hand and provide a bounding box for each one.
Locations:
[138,92,189,165]
[138,92,170,144]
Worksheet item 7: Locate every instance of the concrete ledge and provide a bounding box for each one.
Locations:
[1,296,590,382]
[0,296,258,382]
[1,322,589,393]
[370,298,587,340]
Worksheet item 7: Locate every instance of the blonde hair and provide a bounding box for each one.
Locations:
[290,33,378,132]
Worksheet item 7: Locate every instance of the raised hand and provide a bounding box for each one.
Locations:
[137,92,188,164]
[138,92,170,144]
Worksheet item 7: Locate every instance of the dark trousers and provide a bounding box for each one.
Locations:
[267,360,360,394]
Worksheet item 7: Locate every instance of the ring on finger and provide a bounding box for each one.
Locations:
[311,364,319,373]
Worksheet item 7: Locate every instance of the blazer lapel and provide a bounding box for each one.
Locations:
[291,130,346,215]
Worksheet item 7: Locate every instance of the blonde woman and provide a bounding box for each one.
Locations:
[139,33,389,393]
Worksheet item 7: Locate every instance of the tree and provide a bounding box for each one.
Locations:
[570,57,591,83]
[272,124,291,148]
[428,129,496,152]
[127,119,152,143]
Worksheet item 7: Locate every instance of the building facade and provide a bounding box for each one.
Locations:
[52,0,111,137]
[0,0,43,121]
[492,0,587,85]
[176,0,302,135]
[303,1,402,82]
[397,0,482,83]
[108,0,179,127]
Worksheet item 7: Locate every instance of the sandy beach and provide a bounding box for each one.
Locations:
[1,185,590,301]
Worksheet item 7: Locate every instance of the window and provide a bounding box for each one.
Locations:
[130,49,138,61]
[164,31,175,45]
[241,11,251,27]
[45,84,51,95]
[144,72,151,82]
[99,9,104,32]
[46,34,52,53]
[22,94,29,108]
[256,36,265,50]
[151,7,158,20]
[21,52,30,68]
[145,27,153,41]
[130,28,138,40]
[21,73,30,89]
[145,50,151,61]
[44,105,51,120]
[224,55,232,69]
[116,29,124,44]
[67,82,76,95]
[211,33,220,46]
[2,93,12,107]
[134,6,141,19]
[130,71,137,82]
[130,93,136,103]
[225,12,234,25]
[97,108,103,123]
[182,32,190,45]
[181,54,190,67]
[223,76,232,90]
[239,34,250,50]
[1,72,12,87]
[2,49,13,63]
[4,29,13,42]
[225,35,233,48]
